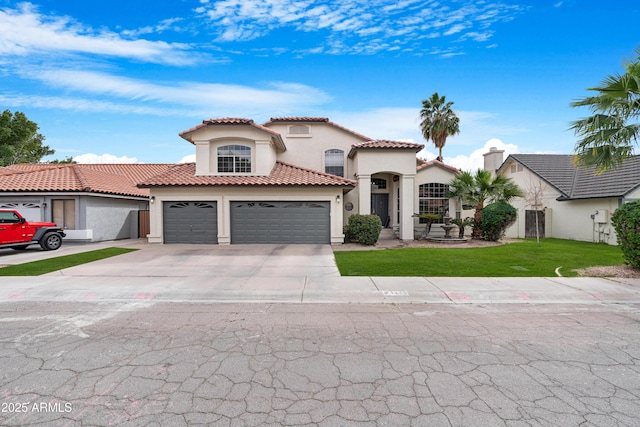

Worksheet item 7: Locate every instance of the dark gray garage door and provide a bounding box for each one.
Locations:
[231,201,330,244]
[163,201,218,244]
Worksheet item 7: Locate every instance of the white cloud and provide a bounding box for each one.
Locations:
[179,154,196,163]
[0,3,193,65]
[9,69,331,117]
[446,139,519,171]
[73,153,139,163]
[197,0,526,54]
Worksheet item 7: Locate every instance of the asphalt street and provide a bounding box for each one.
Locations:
[1,302,639,426]
[1,241,639,426]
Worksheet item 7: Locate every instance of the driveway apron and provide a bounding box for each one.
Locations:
[49,243,341,279]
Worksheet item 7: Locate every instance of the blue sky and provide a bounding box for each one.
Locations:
[1,0,638,169]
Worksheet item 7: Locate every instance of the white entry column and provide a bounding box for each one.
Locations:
[357,174,371,215]
[399,174,415,240]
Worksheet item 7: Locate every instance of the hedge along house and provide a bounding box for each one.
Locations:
[484,148,640,245]
[0,163,173,241]
[139,117,461,245]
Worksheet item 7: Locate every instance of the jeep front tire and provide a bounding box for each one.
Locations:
[40,233,62,251]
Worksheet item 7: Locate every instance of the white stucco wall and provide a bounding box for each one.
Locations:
[147,187,345,244]
[500,159,622,245]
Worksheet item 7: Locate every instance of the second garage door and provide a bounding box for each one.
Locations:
[231,201,330,244]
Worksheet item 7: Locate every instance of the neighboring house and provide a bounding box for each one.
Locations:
[0,163,173,241]
[484,148,640,245]
[139,117,460,245]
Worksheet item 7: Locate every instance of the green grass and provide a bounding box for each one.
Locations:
[0,247,138,276]
[334,238,626,277]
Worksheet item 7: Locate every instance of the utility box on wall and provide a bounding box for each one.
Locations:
[593,210,608,223]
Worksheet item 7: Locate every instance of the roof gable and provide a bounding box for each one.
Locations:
[263,117,371,141]
[179,118,286,151]
[348,140,425,158]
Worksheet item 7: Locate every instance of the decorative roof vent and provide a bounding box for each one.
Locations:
[289,125,310,135]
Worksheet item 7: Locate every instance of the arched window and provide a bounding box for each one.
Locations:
[324,149,344,177]
[418,183,449,223]
[217,145,251,173]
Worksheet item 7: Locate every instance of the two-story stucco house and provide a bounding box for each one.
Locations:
[139,117,460,245]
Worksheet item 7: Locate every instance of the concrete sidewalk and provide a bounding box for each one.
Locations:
[1,274,638,305]
[0,238,638,305]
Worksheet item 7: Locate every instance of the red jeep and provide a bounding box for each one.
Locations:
[0,209,66,251]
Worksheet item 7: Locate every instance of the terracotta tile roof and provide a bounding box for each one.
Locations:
[262,117,371,141]
[348,140,425,158]
[138,161,357,188]
[416,159,459,173]
[265,117,330,123]
[179,117,286,151]
[0,163,173,197]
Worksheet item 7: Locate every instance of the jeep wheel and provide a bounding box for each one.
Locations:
[40,233,62,251]
[11,245,29,250]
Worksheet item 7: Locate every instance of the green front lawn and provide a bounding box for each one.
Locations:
[334,238,625,277]
[0,247,138,276]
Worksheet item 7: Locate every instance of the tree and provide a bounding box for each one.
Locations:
[420,92,460,162]
[524,178,548,247]
[448,169,523,239]
[570,46,640,173]
[0,110,54,166]
[46,156,76,164]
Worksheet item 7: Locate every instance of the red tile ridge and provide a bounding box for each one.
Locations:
[416,159,459,173]
[179,118,285,151]
[348,140,425,158]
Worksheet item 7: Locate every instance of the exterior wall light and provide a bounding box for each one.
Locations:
[336,195,341,203]
[150,196,155,204]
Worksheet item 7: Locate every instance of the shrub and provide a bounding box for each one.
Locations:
[345,214,383,246]
[611,200,640,269]
[481,201,517,242]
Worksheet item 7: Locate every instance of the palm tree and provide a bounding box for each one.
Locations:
[570,47,640,172]
[448,169,523,239]
[420,92,460,162]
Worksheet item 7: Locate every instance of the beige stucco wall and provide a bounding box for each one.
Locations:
[266,122,366,178]
[147,186,345,245]
[189,125,279,176]
[500,159,622,245]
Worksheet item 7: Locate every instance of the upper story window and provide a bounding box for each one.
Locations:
[324,149,344,177]
[217,145,251,173]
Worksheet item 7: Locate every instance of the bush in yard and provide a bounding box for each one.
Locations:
[481,201,517,242]
[611,200,640,269]
[345,214,382,245]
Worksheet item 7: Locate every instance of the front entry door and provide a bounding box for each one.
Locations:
[371,194,389,227]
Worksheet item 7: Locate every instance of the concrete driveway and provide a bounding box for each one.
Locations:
[47,242,341,279]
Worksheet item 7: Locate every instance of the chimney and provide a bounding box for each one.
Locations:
[483,147,504,175]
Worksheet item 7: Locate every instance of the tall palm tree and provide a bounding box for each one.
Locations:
[570,47,640,172]
[448,169,523,239]
[420,92,460,162]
